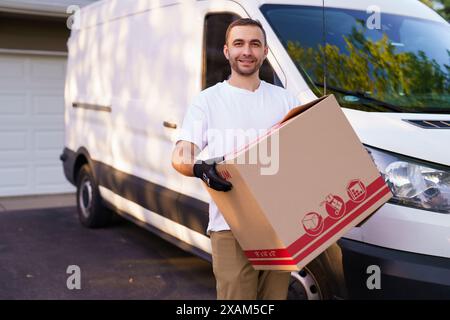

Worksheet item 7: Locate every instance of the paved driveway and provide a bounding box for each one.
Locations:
[0,207,216,299]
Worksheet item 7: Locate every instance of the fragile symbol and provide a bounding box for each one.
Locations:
[302,212,324,237]
[347,179,367,203]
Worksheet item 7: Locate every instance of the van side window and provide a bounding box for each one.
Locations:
[203,13,283,89]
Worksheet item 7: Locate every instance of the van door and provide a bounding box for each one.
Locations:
[105,4,200,226]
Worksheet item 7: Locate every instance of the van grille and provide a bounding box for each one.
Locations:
[404,120,450,129]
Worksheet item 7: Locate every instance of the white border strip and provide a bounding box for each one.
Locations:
[99,186,212,255]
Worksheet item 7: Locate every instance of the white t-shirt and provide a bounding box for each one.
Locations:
[176,79,301,235]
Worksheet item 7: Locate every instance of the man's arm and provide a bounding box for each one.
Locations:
[171,140,199,177]
[171,140,232,192]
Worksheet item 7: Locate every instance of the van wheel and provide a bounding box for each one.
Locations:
[288,267,322,300]
[76,164,112,228]
[288,243,348,300]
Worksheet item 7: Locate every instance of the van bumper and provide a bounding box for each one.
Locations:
[338,238,450,299]
[60,147,77,186]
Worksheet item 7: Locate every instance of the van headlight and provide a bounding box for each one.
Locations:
[365,146,450,214]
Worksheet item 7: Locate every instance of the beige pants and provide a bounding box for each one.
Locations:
[210,230,291,300]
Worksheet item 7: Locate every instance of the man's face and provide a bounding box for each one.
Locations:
[224,25,268,77]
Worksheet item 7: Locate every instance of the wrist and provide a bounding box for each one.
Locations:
[193,160,203,178]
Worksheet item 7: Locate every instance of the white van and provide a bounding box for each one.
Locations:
[61,0,450,299]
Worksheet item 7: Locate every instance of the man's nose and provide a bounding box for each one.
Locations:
[242,44,252,55]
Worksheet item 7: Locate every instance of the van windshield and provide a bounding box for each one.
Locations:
[261,5,450,114]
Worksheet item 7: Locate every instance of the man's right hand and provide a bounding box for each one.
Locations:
[193,157,232,192]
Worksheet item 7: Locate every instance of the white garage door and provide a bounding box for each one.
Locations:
[0,52,75,196]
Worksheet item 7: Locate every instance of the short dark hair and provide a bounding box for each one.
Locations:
[225,18,267,46]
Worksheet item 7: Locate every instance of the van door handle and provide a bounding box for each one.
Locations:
[163,121,177,129]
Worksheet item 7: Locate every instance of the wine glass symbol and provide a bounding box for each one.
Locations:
[302,212,324,236]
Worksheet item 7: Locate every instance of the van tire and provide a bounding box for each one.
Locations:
[76,164,112,228]
[288,243,348,300]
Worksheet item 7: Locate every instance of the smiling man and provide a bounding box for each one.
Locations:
[172,18,301,300]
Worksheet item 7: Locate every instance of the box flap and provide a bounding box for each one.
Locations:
[279,95,329,124]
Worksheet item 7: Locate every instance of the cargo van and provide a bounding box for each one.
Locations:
[61,0,450,299]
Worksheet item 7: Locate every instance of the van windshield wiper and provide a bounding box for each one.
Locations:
[314,83,403,113]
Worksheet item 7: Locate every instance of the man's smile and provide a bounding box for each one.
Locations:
[238,59,255,65]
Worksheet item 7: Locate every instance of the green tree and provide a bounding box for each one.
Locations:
[437,0,450,21]
[421,0,450,21]
[420,0,434,8]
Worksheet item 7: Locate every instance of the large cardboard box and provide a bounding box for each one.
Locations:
[206,94,393,271]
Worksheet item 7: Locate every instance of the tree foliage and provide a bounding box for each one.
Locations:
[287,26,449,112]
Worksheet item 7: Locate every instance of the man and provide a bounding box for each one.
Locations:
[171,18,301,300]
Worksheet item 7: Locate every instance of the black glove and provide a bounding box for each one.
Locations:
[193,156,232,192]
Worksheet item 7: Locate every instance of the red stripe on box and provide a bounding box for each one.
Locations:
[245,176,386,260]
[250,259,297,266]
[293,186,391,264]
[286,176,386,256]
[249,186,391,267]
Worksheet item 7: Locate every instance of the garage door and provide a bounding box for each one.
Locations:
[0,52,74,196]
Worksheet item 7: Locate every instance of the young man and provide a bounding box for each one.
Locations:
[171,18,301,300]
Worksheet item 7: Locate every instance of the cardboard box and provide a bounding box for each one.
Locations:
[205,94,393,271]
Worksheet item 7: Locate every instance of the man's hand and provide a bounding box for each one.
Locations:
[193,157,232,192]
[171,142,232,192]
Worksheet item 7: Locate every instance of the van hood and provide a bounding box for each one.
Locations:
[342,108,450,167]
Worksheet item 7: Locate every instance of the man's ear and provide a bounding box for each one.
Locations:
[264,45,269,59]
[223,44,229,60]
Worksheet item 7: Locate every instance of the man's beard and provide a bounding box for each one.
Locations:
[229,57,263,76]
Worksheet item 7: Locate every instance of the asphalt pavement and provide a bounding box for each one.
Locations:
[0,206,216,300]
